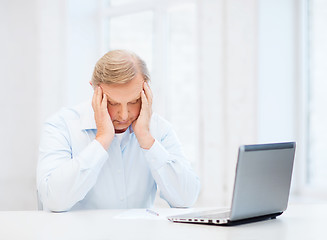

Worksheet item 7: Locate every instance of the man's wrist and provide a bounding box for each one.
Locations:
[95,135,113,150]
[137,133,155,150]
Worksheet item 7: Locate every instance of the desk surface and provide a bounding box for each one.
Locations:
[0,204,326,240]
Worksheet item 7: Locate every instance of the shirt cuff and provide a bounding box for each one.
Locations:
[142,139,170,170]
[78,140,108,170]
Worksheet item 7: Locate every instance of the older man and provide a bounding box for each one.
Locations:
[37,50,200,211]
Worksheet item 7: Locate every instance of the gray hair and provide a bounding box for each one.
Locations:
[91,49,150,86]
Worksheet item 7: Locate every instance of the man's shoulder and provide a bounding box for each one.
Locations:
[150,113,173,136]
[151,112,171,126]
[45,100,90,126]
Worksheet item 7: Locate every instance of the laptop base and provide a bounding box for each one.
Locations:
[169,212,283,226]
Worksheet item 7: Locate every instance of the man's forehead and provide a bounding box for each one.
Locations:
[102,85,143,103]
[101,76,143,103]
[106,93,141,103]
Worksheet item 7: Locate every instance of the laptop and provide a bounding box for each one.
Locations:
[168,142,296,226]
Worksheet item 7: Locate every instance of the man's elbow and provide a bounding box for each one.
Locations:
[41,197,73,212]
[38,188,74,212]
[171,182,201,208]
[170,196,197,208]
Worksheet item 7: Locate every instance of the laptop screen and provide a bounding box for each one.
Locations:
[230,142,296,221]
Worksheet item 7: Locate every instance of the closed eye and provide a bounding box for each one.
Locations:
[108,101,119,106]
[107,98,140,106]
[129,98,140,104]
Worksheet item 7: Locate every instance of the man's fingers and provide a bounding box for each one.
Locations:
[145,82,153,99]
[92,86,108,117]
[146,82,153,99]
[102,93,108,110]
[141,90,148,107]
[96,86,103,109]
[92,86,100,110]
[143,82,153,106]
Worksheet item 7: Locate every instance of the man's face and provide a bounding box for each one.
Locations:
[100,74,144,134]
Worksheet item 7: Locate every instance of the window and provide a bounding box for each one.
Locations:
[100,0,199,167]
[105,11,154,70]
[307,0,327,188]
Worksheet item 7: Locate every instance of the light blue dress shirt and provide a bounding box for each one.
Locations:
[37,100,200,211]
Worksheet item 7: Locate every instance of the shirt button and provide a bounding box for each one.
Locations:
[117,170,121,174]
[120,197,124,201]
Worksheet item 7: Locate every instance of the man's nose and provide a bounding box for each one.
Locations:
[120,105,129,121]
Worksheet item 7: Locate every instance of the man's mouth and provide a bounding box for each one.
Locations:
[117,120,129,124]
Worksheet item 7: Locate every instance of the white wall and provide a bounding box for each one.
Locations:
[257,0,302,196]
[197,0,258,207]
[0,0,38,210]
[38,0,98,122]
[257,0,296,143]
[64,0,99,106]
[0,0,99,210]
[0,0,300,210]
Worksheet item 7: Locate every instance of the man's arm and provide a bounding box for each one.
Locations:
[133,82,200,207]
[142,122,201,208]
[37,87,114,211]
[37,115,108,212]
[132,81,155,149]
[93,86,115,149]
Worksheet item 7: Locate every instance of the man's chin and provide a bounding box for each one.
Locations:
[114,126,129,134]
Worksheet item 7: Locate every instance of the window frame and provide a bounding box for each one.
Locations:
[295,0,327,201]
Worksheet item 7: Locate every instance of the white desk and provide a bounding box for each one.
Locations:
[0,204,326,240]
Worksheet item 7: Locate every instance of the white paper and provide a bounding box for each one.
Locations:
[114,208,196,220]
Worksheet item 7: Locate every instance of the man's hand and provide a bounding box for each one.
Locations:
[132,82,155,149]
[92,86,115,150]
